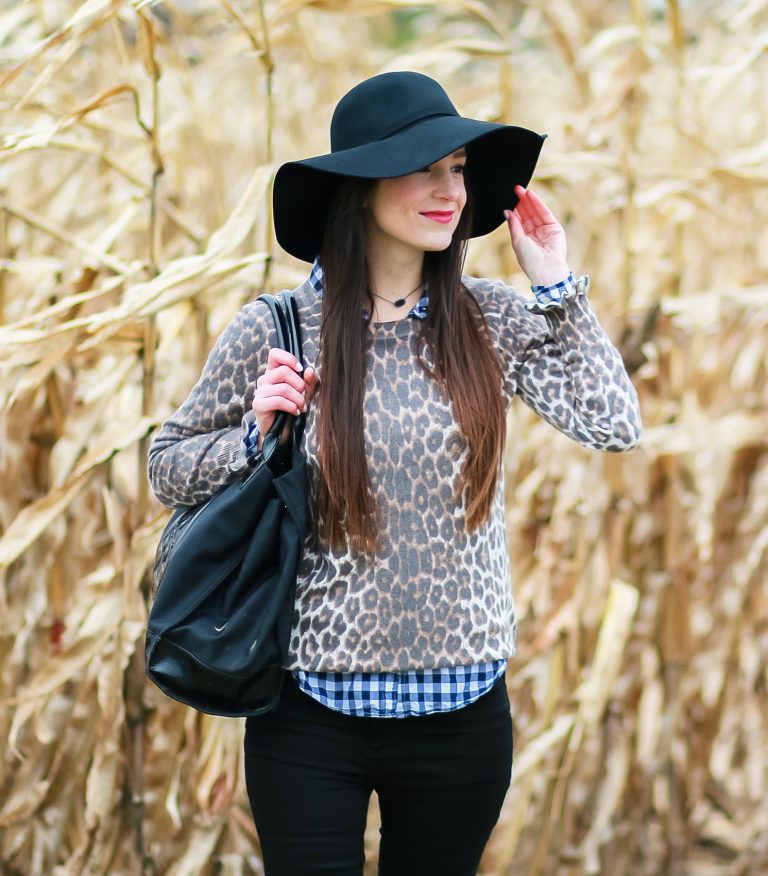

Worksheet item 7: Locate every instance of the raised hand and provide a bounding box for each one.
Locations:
[504,184,570,286]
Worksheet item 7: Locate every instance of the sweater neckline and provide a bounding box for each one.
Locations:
[368,316,416,337]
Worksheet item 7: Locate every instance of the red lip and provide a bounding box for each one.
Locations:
[421,211,455,224]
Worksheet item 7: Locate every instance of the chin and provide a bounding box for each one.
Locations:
[416,231,455,252]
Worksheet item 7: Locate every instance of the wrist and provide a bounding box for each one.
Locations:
[528,266,571,288]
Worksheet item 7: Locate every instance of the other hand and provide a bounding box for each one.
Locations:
[504,184,570,286]
[252,348,318,445]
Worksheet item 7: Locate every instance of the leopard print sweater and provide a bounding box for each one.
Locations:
[147,274,642,672]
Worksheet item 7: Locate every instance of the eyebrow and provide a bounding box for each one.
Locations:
[452,149,467,158]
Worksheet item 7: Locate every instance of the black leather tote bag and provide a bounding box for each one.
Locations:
[145,291,308,717]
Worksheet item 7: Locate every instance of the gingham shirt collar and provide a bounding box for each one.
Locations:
[309,256,429,321]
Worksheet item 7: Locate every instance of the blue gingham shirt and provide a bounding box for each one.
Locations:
[246,257,575,717]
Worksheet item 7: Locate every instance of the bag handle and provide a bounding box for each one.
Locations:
[280,290,306,449]
[257,291,305,468]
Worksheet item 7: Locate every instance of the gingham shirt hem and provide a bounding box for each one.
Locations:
[292,660,507,718]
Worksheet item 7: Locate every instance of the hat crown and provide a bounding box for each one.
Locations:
[330,72,458,153]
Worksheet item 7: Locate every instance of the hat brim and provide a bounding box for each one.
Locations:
[273,115,547,263]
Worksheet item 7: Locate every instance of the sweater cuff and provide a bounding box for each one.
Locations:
[227,409,258,473]
[215,431,245,472]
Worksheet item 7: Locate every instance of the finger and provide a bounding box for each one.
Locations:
[513,188,542,224]
[515,200,549,236]
[303,366,319,403]
[514,185,551,224]
[258,382,307,408]
[258,364,306,392]
[511,188,539,231]
[513,184,529,211]
[513,183,528,207]
[267,347,302,372]
[253,388,306,415]
[520,188,557,224]
[504,209,526,247]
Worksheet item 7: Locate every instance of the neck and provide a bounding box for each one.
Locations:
[366,240,425,321]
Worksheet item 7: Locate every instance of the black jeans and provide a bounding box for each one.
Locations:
[243,671,513,876]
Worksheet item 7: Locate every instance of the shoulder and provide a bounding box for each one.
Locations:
[218,292,273,339]
[217,278,319,350]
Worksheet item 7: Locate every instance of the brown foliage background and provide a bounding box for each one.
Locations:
[1,1,767,874]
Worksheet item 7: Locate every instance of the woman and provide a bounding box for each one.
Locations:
[148,71,642,876]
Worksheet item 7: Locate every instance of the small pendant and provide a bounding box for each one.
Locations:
[394,298,406,307]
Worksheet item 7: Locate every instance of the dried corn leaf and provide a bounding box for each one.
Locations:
[0,475,91,570]
[575,579,640,727]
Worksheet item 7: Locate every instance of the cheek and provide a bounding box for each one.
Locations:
[387,178,423,211]
[371,182,411,225]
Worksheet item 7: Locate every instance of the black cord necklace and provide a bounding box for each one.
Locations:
[371,281,424,309]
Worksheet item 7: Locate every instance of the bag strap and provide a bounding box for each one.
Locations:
[275,290,305,450]
[257,291,305,467]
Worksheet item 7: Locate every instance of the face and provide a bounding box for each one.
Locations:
[364,148,467,257]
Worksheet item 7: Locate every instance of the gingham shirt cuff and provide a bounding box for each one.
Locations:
[229,410,259,472]
[526,271,588,313]
[243,418,260,456]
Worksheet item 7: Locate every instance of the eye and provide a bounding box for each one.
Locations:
[452,164,466,174]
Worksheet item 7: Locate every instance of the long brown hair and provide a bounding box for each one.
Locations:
[315,175,506,553]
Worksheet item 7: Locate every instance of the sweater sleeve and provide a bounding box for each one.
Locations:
[147,297,276,507]
[512,274,642,452]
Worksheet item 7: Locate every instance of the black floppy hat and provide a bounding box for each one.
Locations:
[273,71,547,263]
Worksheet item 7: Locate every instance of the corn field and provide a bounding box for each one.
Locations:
[0,1,767,874]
